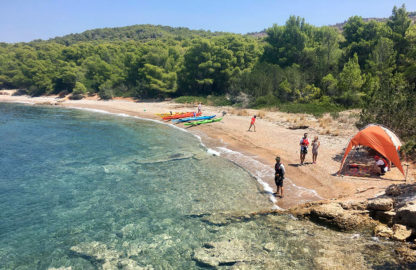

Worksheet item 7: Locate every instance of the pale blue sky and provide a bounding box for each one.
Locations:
[1,0,415,43]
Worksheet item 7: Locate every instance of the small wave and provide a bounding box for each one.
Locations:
[216,146,323,206]
[7,100,36,105]
[207,148,220,156]
[216,147,279,206]
[68,107,112,115]
[193,134,206,148]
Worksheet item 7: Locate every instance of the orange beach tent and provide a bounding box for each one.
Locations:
[339,124,404,175]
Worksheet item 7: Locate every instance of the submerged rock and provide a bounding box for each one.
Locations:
[200,213,231,226]
[192,240,256,267]
[70,241,150,269]
[263,243,275,252]
[314,249,366,270]
[135,152,194,164]
[118,258,152,270]
[70,241,120,262]
[395,244,416,264]
[102,261,118,270]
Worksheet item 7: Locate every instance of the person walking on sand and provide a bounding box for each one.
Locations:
[299,133,309,165]
[248,115,256,132]
[312,136,320,164]
[197,102,202,114]
[274,156,285,198]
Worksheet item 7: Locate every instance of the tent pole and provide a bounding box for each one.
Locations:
[404,164,409,183]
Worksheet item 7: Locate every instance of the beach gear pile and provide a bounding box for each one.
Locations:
[156,111,222,126]
[338,124,404,176]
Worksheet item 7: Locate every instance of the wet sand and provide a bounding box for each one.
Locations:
[0,91,412,209]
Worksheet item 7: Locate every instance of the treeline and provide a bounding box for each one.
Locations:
[0,5,415,155]
[0,34,261,99]
[47,24,227,45]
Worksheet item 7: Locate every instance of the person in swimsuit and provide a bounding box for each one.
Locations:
[299,133,309,165]
[274,156,285,198]
[248,115,256,132]
[312,136,320,164]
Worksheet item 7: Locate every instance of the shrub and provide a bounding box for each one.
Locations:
[70,82,87,100]
[98,81,114,100]
[174,95,231,106]
[12,89,28,96]
[174,96,207,104]
[278,102,343,117]
[252,94,280,108]
[98,88,113,100]
[207,95,232,106]
[330,111,340,119]
[401,138,416,160]
[58,90,69,98]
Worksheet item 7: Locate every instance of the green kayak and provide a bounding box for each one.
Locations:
[184,117,222,126]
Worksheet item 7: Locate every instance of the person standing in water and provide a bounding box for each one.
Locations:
[312,136,320,164]
[299,133,309,165]
[248,115,256,132]
[274,156,285,198]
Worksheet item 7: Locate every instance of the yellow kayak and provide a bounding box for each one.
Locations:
[156,112,186,117]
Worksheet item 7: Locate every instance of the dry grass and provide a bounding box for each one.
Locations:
[337,114,350,124]
[319,127,340,136]
[265,107,279,112]
[257,110,266,119]
[331,129,340,136]
[229,108,250,116]
[318,115,332,128]
[238,109,250,116]
[289,114,309,126]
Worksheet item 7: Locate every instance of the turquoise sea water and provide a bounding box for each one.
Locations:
[0,103,404,269]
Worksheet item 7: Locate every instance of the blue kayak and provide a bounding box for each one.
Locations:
[172,115,216,123]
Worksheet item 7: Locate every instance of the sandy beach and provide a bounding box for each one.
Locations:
[1,91,412,209]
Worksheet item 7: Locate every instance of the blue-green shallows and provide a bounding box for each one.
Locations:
[0,103,400,269]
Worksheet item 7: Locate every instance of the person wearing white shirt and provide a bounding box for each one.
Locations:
[374,155,388,175]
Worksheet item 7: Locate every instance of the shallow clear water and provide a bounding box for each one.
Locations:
[0,103,402,269]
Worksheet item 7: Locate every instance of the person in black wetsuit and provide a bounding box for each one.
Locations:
[274,156,285,198]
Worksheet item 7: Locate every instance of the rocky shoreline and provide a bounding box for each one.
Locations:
[286,183,416,264]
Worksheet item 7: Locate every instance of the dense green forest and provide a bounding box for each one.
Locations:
[0,5,415,156]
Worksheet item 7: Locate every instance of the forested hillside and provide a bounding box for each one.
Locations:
[47,24,227,45]
[0,5,415,156]
[330,11,416,31]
